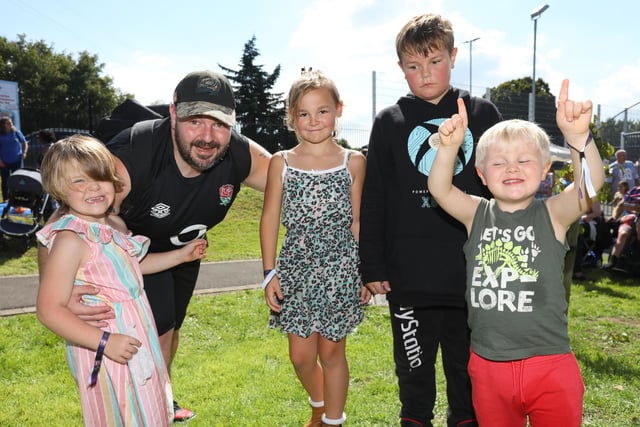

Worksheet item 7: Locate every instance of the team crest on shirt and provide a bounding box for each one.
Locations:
[219,184,234,206]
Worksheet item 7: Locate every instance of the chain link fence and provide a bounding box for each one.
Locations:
[619,131,640,163]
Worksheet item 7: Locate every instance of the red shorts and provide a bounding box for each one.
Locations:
[468,350,584,427]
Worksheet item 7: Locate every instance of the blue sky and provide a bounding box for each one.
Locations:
[4,0,639,144]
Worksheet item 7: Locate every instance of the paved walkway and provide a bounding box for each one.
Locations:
[0,260,263,317]
[0,259,386,316]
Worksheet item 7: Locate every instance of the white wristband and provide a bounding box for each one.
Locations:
[261,269,277,290]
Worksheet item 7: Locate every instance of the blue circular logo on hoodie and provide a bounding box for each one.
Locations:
[407,118,474,176]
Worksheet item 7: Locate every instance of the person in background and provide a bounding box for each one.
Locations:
[260,69,370,427]
[609,149,638,194]
[603,183,640,270]
[36,135,207,426]
[610,180,630,217]
[535,170,555,199]
[358,13,502,427]
[427,79,603,426]
[573,199,602,280]
[36,129,57,168]
[41,70,272,421]
[0,116,28,200]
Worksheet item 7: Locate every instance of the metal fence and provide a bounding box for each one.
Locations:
[339,125,371,149]
[620,131,640,162]
[370,69,640,152]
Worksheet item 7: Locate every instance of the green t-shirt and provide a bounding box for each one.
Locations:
[464,198,571,361]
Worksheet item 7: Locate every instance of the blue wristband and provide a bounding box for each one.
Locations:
[89,331,110,388]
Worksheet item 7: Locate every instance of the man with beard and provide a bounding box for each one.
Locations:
[44,70,271,421]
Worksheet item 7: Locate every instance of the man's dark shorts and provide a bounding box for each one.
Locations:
[143,260,200,335]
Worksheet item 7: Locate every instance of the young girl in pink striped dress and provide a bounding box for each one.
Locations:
[36,135,207,426]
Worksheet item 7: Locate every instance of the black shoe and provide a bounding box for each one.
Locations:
[173,400,196,423]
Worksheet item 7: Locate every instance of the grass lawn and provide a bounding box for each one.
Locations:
[1,275,639,426]
[1,189,639,425]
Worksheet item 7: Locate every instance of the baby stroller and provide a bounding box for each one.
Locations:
[0,168,53,250]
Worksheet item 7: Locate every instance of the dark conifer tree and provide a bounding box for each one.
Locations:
[219,36,293,153]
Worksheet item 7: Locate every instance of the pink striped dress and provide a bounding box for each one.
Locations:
[37,214,173,426]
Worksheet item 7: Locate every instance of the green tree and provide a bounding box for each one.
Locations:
[219,36,292,153]
[489,76,552,103]
[591,122,616,202]
[489,76,555,121]
[0,34,130,134]
[489,76,561,146]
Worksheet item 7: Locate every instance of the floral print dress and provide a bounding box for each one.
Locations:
[270,150,364,341]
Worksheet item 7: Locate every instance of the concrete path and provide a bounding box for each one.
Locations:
[0,260,263,317]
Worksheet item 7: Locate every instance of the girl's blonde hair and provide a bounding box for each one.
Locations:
[40,134,123,209]
[286,68,342,131]
[475,119,551,173]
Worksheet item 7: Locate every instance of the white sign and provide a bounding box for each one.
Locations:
[0,80,21,130]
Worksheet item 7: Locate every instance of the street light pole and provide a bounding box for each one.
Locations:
[463,37,480,96]
[529,4,549,122]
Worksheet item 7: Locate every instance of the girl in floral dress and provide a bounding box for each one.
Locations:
[260,69,371,426]
[36,135,206,426]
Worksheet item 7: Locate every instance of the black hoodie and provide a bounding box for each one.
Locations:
[359,87,502,307]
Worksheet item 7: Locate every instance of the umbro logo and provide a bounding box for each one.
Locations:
[150,203,170,219]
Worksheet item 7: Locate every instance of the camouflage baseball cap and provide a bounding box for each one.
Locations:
[173,70,236,126]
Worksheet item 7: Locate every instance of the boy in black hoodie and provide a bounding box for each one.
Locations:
[359,13,502,427]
